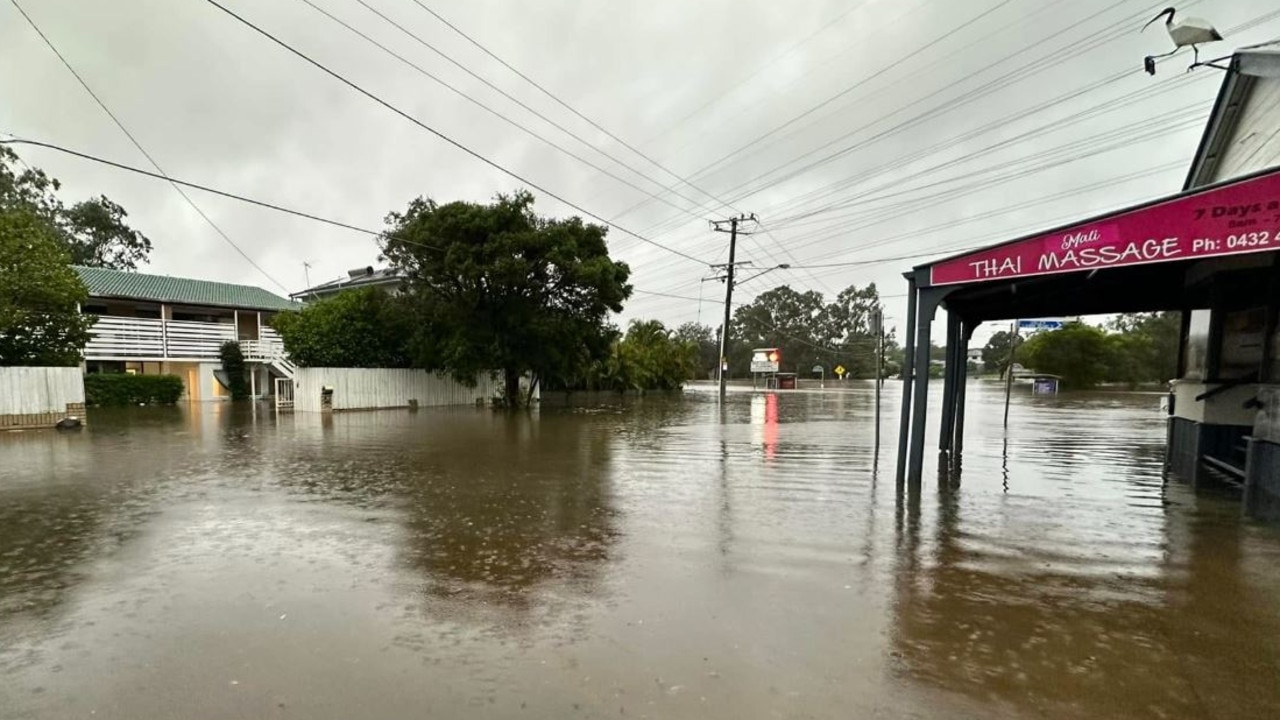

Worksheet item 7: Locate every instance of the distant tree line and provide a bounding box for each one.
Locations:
[671,283,899,381]
[981,313,1181,389]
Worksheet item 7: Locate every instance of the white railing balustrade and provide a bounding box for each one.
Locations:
[83,316,166,358]
[83,317,287,363]
[241,338,295,377]
[164,320,236,358]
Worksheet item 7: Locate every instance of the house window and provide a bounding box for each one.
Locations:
[85,360,126,374]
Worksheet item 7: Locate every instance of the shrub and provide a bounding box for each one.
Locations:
[270,287,412,368]
[85,373,184,406]
[219,341,249,400]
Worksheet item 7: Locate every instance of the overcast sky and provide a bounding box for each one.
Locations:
[3,0,1277,346]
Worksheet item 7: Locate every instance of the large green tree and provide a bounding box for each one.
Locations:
[0,205,95,366]
[271,287,412,368]
[1018,322,1113,389]
[981,330,1023,373]
[1,146,151,270]
[1106,312,1180,385]
[824,283,884,377]
[730,285,829,375]
[727,283,888,378]
[380,191,631,404]
[674,322,719,379]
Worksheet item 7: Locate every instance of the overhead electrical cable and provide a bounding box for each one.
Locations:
[7,0,292,292]
[196,0,710,266]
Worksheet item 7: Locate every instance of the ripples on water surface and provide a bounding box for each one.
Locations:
[1,382,1279,719]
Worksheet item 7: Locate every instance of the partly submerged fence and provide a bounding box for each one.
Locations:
[0,367,86,430]
[290,368,505,412]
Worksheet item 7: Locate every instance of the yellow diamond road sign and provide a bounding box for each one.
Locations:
[834,365,846,376]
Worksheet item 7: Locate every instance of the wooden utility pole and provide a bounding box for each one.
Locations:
[1003,320,1020,429]
[874,306,884,453]
[711,215,756,401]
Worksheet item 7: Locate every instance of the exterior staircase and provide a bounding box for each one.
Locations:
[240,339,297,410]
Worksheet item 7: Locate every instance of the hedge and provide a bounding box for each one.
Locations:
[84,373,185,407]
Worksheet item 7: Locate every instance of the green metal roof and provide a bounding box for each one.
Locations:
[75,266,298,312]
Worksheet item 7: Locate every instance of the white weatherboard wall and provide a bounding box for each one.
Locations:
[1213,74,1280,183]
[292,368,502,412]
[0,367,85,424]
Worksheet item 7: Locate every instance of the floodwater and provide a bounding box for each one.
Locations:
[2,383,1279,719]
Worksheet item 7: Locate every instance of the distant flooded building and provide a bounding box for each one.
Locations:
[897,45,1280,520]
[77,266,297,401]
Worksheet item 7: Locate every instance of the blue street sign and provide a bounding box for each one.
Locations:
[1019,319,1064,331]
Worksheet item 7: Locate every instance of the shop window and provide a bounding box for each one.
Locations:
[1183,309,1211,380]
[1218,306,1267,379]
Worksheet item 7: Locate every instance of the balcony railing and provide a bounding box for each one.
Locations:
[84,316,284,361]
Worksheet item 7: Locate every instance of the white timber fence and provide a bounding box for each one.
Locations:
[291,368,506,412]
[0,367,86,430]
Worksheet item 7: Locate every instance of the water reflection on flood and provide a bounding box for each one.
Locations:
[1,384,1279,719]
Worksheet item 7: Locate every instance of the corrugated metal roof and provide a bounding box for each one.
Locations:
[75,266,298,311]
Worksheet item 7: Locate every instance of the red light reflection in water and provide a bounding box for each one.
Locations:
[763,392,778,460]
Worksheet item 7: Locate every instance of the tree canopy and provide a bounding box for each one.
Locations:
[1016,314,1180,389]
[557,319,698,392]
[723,282,894,378]
[0,146,151,270]
[674,322,719,380]
[271,287,412,368]
[981,330,1023,373]
[0,204,95,366]
[380,191,631,404]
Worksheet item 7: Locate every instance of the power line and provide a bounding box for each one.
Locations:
[609,0,1020,226]
[392,0,839,298]
[613,1,1163,277]
[394,0,734,218]
[405,0,865,222]
[764,76,1210,229]
[302,0,724,223]
[670,1,1170,222]
[770,119,1204,261]
[6,0,291,292]
[196,0,710,266]
[625,0,1266,281]
[629,0,882,152]
[729,0,1280,217]
[0,138,387,238]
[629,78,1196,286]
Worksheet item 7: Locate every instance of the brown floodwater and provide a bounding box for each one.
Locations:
[1,382,1279,719]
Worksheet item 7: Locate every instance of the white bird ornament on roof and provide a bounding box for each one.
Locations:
[1142,7,1223,75]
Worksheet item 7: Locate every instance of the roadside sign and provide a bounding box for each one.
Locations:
[1018,319,1064,331]
[750,348,780,373]
[834,364,846,377]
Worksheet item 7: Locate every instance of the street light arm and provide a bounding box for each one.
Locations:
[736,263,791,286]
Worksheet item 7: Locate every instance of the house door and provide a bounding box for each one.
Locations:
[187,368,200,402]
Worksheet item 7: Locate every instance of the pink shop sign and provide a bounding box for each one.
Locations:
[929,169,1280,286]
